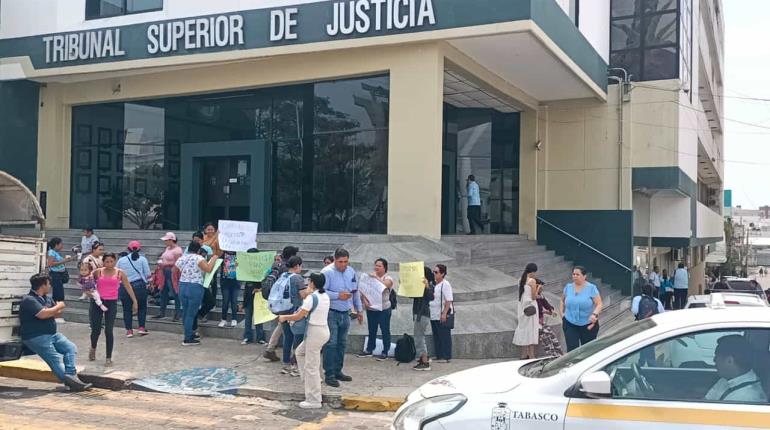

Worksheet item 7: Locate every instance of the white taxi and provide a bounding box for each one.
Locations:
[392,307,770,430]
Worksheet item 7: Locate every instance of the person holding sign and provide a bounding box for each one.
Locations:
[175,241,219,346]
[357,258,394,361]
[321,248,362,388]
[200,223,222,321]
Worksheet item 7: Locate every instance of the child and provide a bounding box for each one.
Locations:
[79,262,108,312]
[535,278,563,358]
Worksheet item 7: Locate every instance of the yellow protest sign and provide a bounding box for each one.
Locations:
[203,259,223,289]
[398,261,425,298]
[252,293,277,326]
[236,252,276,282]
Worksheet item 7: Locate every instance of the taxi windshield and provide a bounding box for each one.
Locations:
[525,319,657,378]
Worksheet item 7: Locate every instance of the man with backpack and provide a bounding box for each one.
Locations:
[267,255,306,376]
[262,246,299,362]
[632,283,665,321]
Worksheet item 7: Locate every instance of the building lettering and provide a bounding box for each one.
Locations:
[147,15,244,54]
[43,29,125,64]
[326,0,436,36]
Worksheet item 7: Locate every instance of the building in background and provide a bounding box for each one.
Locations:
[0,0,725,294]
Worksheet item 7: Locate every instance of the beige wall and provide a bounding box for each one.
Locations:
[37,43,450,237]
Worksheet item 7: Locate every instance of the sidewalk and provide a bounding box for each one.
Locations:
[4,322,503,410]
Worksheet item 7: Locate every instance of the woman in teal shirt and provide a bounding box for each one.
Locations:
[47,237,74,303]
[560,266,603,352]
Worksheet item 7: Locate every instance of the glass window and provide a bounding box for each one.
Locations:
[611,0,642,18]
[314,76,389,133]
[644,12,677,46]
[603,329,770,404]
[644,0,678,13]
[86,0,162,19]
[643,47,677,80]
[610,50,642,81]
[611,18,643,50]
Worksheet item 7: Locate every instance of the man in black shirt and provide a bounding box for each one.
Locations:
[19,273,91,392]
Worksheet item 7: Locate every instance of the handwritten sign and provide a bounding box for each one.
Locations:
[203,259,223,289]
[218,220,258,252]
[397,261,425,298]
[359,274,386,311]
[252,293,277,326]
[236,252,276,282]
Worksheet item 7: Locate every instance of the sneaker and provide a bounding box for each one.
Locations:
[230,320,238,328]
[335,373,352,382]
[182,339,201,346]
[218,320,227,328]
[126,330,134,338]
[356,351,373,358]
[63,375,91,392]
[257,340,267,345]
[289,366,301,377]
[137,327,149,336]
[413,362,431,371]
[263,350,280,362]
[324,378,340,388]
[375,353,388,361]
[241,339,251,345]
[299,401,323,409]
[193,332,202,340]
[281,366,293,375]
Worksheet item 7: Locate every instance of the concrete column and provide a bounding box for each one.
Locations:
[36,84,71,229]
[519,109,538,239]
[387,44,444,238]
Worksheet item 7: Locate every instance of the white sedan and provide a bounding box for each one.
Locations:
[392,307,770,430]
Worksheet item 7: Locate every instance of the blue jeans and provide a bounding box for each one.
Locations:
[323,309,350,380]
[23,333,77,382]
[159,267,180,316]
[120,281,147,330]
[365,308,392,354]
[242,296,266,343]
[220,278,240,321]
[179,282,205,342]
[281,321,295,364]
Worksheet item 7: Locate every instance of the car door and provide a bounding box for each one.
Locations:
[565,327,770,429]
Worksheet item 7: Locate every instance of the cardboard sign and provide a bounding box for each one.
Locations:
[236,252,276,282]
[218,220,258,252]
[358,274,386,311]
[252,293,277,326]
[397,261,425,298]
[203,259,223,289]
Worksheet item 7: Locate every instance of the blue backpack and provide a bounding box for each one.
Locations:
[268,272,296,314]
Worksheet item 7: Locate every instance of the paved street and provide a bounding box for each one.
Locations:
[0,377,394,430]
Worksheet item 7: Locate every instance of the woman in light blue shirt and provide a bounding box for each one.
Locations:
[116,240,151,337]
[560,266,603,352]
[46,237,74,305]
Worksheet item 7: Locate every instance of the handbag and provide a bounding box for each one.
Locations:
[523,305,537,317]
[439,283,455,330]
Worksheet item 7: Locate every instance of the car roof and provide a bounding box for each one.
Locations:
[650,307,770,327]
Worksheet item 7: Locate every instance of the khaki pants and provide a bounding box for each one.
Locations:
[267,322,283,351]
[296,324,330,404]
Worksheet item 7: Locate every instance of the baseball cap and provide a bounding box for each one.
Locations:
[127,240,142,251]
[160,232,177,241]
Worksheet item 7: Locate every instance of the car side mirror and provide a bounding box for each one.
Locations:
[579,371,612,398]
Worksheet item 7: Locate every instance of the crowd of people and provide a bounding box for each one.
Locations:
[30,224,708,403]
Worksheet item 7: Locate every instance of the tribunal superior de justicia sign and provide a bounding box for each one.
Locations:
[0,0,538,70]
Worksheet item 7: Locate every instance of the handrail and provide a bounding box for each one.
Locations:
[536,216,633,273]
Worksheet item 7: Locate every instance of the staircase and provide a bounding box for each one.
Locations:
[47,229,631,359]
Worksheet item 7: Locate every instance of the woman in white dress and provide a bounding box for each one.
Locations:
[513,263,540,359]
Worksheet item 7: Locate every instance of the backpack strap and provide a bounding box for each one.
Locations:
[719,380,762,401]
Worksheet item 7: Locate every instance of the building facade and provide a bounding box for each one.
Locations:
[0,0,725,293]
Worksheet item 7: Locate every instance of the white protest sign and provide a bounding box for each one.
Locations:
[358,273,386,311]
[217,220,258,252]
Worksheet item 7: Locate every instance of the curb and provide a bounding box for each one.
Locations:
[1,359,403,411]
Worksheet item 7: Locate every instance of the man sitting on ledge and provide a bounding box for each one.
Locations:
[19,273,91,392]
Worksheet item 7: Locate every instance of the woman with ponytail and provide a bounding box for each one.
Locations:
[117,241,151,337]
[512,263,540,359]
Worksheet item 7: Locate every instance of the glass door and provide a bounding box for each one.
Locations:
[199,156,251,223]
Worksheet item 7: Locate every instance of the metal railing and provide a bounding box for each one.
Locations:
[536,216,633,273]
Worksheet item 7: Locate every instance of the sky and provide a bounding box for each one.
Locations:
[723,0,770,209]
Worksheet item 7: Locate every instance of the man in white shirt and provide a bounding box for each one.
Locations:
[466,175,483,235]
[648,266,662,297]
[705,335,767,403]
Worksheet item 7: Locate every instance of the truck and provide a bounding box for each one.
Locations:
[0,171,47,361]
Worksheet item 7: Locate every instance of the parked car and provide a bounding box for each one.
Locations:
[392,307,770,430]
[709,277,767,302]
[686,292,769,309]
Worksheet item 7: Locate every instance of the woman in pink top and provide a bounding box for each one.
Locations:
[90,253,137,366]
[153,232,183,321]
